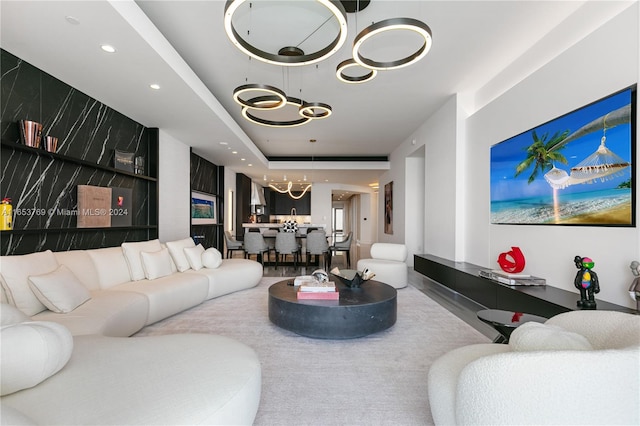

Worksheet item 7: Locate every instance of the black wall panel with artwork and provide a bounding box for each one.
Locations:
[190,151,224,251]
[0,49,158,255]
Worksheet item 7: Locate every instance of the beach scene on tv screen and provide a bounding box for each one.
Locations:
[491,88,633,225]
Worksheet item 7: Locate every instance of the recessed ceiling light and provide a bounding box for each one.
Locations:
[241,158,246,161]
[100,44,116,53]
[232,151,238,154]
[248,164,253,167]
[149,84,160,90]
[65,16,80,25]
[219,142,228,146]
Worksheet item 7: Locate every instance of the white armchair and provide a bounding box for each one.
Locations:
[427,310,640,425]
[357,243,407,289]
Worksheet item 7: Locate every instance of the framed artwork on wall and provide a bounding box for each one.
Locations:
[191,191,216,225]
[385,181,393,234]
[490,85,636,226]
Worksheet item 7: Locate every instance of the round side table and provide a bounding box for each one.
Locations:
[477,309,547,343]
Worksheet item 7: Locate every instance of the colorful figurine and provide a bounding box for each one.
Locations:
[574,256,599,309]
[629,261,640,311]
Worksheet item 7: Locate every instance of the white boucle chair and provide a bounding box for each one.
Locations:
[357,243,408,289]
[427,310,640,425]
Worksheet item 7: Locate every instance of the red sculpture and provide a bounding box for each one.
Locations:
[498,246,526,273]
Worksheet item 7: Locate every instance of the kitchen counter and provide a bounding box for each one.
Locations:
[242,223,326,234]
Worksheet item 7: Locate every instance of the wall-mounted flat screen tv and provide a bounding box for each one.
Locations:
[490,85,636,226]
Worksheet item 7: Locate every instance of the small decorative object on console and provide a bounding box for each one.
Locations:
[628,261,640,311]
[479,269,546,286]
[573,255,600,309]
[497,246,526,273]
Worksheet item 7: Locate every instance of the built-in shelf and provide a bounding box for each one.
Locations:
[2,226,157,235]
[1,140,157,182]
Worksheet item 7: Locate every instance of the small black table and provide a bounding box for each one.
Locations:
[268,279,397,339]
[477,309,547,343]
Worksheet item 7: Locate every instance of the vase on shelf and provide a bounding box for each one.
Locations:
[44,136,58,153]
[18,120,42,148]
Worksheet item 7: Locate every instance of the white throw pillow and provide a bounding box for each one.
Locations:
[140,248,173,280]
[1,321,73,396]
[28,265,91,314]
[0,250,59,316]
[510,322,593,352]
[121,240,162,281]
[1,303,30,326]
[184,244,205,271]
[165,238,196,272]
[202,247,223,269]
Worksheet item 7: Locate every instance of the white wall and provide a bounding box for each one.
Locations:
[465,5,639,308]
[384,95,461,261]
[389,4,638,308]
[158,130,191,242]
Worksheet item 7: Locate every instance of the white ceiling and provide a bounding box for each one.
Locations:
[1,0,634,189]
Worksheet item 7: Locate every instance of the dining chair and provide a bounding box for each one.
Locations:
[224,230,244,259]
[275,232,301,269]
[329,231,353,267]
[305,230,330,269]
[243,232,269,265]
[262,228,279,261]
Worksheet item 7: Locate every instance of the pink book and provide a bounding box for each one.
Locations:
[297,289,339,300]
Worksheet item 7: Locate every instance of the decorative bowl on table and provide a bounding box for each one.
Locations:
[331,269,365,288]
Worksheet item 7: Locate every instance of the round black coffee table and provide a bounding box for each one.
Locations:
[268,279,397,339]
[477,309,547,343]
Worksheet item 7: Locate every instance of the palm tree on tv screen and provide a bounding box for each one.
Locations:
[514,129,569,184]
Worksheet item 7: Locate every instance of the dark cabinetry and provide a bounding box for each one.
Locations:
[414,254,633,317]
[235,173,252,239]
[264,188,311,215]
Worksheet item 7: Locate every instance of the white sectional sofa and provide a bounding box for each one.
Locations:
[0,238,264,425]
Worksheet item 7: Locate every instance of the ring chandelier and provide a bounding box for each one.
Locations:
[337,17,432,83]
[224,0,348,67]
[240,96,333,128]
[233,82,332,126]
[226,1,432,125]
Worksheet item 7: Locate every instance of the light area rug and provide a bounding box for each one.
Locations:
[135,277,490,425]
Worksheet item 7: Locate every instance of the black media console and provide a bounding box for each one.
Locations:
[414,254,634,318]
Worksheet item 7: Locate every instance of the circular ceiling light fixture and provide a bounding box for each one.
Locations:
[241,96,312,127]
[224,0,348,66]
[233,84,287,110]
[353,17,432,71]
[299,102,332,119]
[336,58,377,83]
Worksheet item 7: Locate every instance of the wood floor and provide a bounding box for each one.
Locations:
[254,251,499,340]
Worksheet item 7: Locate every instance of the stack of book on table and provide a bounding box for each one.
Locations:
[478,270,546,286]
[295,277,339,300]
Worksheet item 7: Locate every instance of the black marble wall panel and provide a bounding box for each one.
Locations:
[190,152,223,250]
[190,152,222,195]
[1,49,157,255]
[1,50,146,164]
